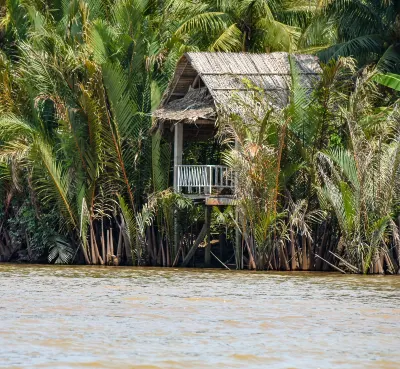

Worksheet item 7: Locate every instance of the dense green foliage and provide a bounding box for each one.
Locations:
[221,58,400,273]
[0,0,400,273]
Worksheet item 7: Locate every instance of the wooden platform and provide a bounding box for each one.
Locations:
[205,196,236,206]
[183,194,236,206]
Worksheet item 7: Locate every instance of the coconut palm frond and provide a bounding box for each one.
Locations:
[48,236,75,264]
[32,139,77,228]
[209,23,242,52]
[118,195,137,264]
[175,12,227,37]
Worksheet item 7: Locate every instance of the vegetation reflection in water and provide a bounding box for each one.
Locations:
[1,265,399,369]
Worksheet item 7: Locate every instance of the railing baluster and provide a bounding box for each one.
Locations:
[175,165,234,196]
[178,166,181,192]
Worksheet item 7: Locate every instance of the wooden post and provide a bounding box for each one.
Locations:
[233,138,242,269]
[235,210,242,269]
[173,122,183,191]
[219,232,226,261]
[174,122,183,260]
[208,165,212,195]
[205,206,211,267]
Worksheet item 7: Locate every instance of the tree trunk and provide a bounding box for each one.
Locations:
[181,223,208,267]
[316,222,329,271]
[90,222,97,265]
[302,235,308,270]
[290,228,296,270]
[308,237,315,271]
[117,227,123,264]
[101,221,106,263]
[279,240,289,271]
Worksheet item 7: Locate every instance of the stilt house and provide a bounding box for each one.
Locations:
[152,52,321,205]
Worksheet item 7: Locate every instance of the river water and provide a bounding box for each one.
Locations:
[0,265,399,369]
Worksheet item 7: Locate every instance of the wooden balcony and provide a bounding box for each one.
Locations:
[175,165,235,204]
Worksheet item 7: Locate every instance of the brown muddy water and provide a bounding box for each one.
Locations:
[0,265,399,369]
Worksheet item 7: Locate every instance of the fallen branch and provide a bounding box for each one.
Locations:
[181,223,207,267]
[210,251,231,270]
[329,251,359,273]
[315,254,346,274]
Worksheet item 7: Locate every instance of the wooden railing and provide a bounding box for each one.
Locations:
[176,165,235,196]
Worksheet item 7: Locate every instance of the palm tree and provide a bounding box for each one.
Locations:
[0,0,163,263]
[217,56,374,271]
[319,0,400,72]
[1,0,271,264]
[169,0,331,53]
[316,71,400,274]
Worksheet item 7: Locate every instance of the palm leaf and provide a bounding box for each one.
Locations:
[32,138,77,228]
[118,195,137,264]
[373,73,400,91]
[376,45,400,73]
[174,12,227,36]
[339,181,356,230]
[48,236,74,264]
[318,34,382,62]
[209,23,242,52]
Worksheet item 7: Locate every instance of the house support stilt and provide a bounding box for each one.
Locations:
[204,205,211,267]
[173,123,183,256]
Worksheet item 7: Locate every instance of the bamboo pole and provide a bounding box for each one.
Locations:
[210,251,231,270]
[315,254,346,274]
[329,251,359,273]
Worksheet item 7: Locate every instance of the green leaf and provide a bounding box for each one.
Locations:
[339,181,355,231]
[48,237,74,264]
[373,73,400,91]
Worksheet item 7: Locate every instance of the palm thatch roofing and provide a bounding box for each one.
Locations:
[152,52,321,139]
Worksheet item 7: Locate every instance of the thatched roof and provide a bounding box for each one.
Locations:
[152,87,216,122]
[152,52,321,137]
